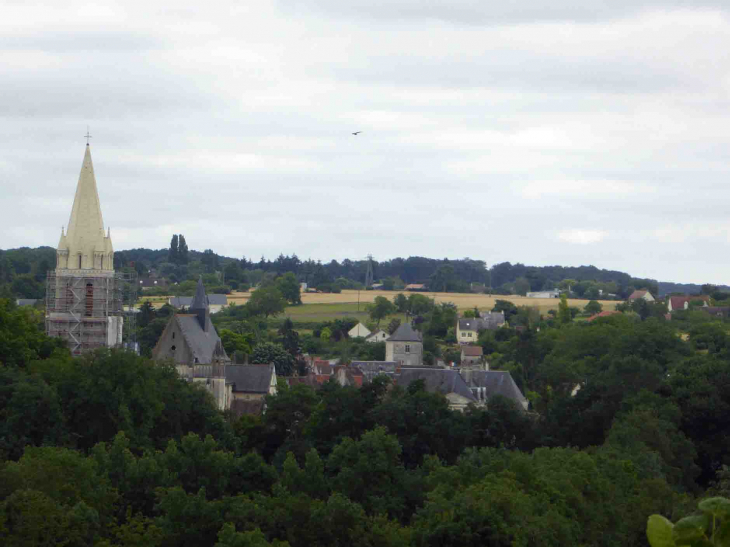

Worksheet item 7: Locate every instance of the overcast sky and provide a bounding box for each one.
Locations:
[2,1,730,283]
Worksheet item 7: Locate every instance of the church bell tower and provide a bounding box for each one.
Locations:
[45,142,130,355]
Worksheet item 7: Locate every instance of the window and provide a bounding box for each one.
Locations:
[468,332,473,337]
[171,345,176,351]
[85,283,93,316]
[405,344,411,353]
[172,332,175,339]
[78,255,82,269]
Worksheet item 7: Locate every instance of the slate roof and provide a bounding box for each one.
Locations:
[458,318,484,331]
[190,277,207,310]
[229,399,265,417]
[226,364,275,393]
[460,370,528,408]
[396,368,477,402]
[461,345,483,357]
[174,315,227,364]
[169,294,228,307]
[351,361,399,382]
[387,323,422,342]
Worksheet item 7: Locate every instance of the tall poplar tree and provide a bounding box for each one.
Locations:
[168,235,179,264]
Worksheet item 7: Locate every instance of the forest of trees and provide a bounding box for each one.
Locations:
[4,295,730,545]
[0,242,701,300]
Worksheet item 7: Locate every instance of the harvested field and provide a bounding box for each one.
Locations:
[141,289,617,315]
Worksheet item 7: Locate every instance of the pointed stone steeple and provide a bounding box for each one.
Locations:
[57,145,114,271]
[189,277,210,331]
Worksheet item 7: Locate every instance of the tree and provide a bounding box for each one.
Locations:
[251,342,295,376]
[178,235,189,264]
[276,273,302,305]
[387,318,401,335]
[429,264,456,292]
[138,301,156,328]
[558,293,572,325]
[369,296,395,327]
[169,235,179,264]
[647,496,730,547]
[393,293,408,313]
[246,286,286,319]
[514,276,531,296]
[219,329,252,358]
[320,327,332,343]
[584,300,603,315]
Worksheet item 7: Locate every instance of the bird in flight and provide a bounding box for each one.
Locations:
[352,131,362,135]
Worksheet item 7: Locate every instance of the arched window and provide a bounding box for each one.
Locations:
[85,283,93,316]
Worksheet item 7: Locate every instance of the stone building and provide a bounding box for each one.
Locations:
[153,278,231,409]
[45,144,128,354]
[385,323,423,366]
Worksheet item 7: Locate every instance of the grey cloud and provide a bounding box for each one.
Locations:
[277,0,730,24]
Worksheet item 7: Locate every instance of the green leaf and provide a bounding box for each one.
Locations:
[715,521,730,547]
[699,497,730,519]
[673,515,709,546]
[647,515,675,547]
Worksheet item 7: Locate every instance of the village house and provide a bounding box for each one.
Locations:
[627,290,655,303]
[460,345,484,366]
[395,368,528,412]
[385,323,423,366]
[226,364,277,417]
[667,295,710,312]
[526,290,559,298]
[365,329,389,343]
[169,293,228,314]
[456,311,505,344]
[348,322,371,338]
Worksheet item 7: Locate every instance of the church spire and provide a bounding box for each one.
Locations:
[189,277,210,331]
[57,145,114,271]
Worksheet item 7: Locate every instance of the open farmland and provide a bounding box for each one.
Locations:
[141,288,617,318]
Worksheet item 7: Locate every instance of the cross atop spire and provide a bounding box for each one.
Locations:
[84,126,92,145]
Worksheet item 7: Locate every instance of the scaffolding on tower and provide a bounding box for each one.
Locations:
[45,270,138,355]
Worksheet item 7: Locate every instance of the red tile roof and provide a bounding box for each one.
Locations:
[669,295,710,311]
[461,346,484,357]
[587,310,621,322]
[628,290,647,300]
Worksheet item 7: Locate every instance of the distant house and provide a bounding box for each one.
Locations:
[365,329,389,343]
[457,312,505,344]
[169,294,228,314]
[460,345,484,366]
[15,299,38,307]
[351,361,399,382]
[226,364,277,417]
[701,307,730,319]
[586,310,622,322]
[139,277,169,291]
[480,311,506,329]
[348,322,372,339]
[668,295,710,312]
[396,368,528,412]
[386,323,423,366]
[405,284,426,291]
[628,290,655,303]
[460,369,529,410]
[526,290,559,298]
